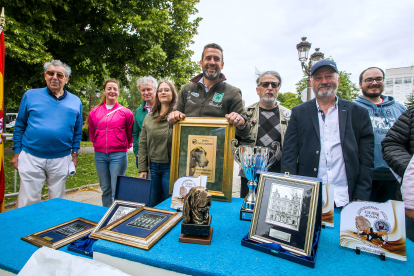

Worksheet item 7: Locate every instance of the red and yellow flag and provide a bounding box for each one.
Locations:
[0,16,5,212]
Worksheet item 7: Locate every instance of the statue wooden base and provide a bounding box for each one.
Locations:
[179,228,213,245]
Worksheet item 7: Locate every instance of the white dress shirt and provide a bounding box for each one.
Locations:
[198,77,210,93]
[145,102,152,112]
[316,100,349,207]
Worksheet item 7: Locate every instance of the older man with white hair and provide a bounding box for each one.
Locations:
[11,60,83,208]
[281,60,374,207]
[132,75,157,169]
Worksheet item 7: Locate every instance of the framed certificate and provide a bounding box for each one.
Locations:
[90,200,145,239]
[248,172,320,256]
[169,117,235,202]
[21,218,97,249]
[91,207,182,250]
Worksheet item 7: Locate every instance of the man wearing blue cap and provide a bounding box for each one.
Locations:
[281,60,374,207]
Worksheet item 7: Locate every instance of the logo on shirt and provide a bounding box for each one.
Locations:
[191,92,199,97]
[209,101,222,109]
[212,93,224,103]
[283,110,291,118]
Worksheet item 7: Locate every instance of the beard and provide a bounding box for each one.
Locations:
[314,83,336,98]
[260,91,277,109]
[203,65,221,81]
[361,85,384,98]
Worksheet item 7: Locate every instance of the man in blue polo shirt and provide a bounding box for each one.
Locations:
[10,60,83,208]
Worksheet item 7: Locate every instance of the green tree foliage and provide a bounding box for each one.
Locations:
[336,71,359,101]
[119,76,143,113]
[405,93,414,109]
[278,92,302,109]
[295,59,359,101]
[3,0,201,112]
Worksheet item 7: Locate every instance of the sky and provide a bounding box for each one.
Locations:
[188,0,414,106]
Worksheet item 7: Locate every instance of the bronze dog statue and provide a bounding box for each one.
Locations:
[189,147,209,176]
[183,186,211,225]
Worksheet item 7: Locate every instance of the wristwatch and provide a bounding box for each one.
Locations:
[239,114,248,127]
[72,152,79,156]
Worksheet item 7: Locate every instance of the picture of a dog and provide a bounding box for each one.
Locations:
[183,186,212,225]
[189,147,209,176]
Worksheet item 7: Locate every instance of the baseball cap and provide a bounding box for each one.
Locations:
[310,60,338,76]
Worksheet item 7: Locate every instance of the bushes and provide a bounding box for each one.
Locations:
[82,125,89,141]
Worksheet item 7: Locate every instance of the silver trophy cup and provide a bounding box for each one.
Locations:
[230,139,280,217]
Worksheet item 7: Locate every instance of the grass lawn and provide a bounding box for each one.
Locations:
[3,152,139,205]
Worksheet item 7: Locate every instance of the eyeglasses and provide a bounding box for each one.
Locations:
[364,77,384,84]
[45,71,65,79]
[157,88,171,93]
[259,82,280,88]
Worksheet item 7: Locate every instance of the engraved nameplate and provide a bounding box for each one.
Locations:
[269,228,291,242]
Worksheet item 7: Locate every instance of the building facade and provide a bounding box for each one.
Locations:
[384,66,414,106]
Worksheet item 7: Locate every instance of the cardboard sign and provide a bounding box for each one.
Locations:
[322,183,334,227]
[340,200,406,261]
[171,175,207,210]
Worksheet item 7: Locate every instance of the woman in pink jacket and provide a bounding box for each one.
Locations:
[88,79,134,207]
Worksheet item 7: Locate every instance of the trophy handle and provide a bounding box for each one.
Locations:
[265,141,281,171]
[230,139,241,166]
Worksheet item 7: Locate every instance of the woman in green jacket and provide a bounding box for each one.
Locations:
[138,81,177,207]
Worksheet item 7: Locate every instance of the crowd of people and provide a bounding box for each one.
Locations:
[9,43,414,238]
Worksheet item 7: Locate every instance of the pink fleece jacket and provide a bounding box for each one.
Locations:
[88,102,134,153]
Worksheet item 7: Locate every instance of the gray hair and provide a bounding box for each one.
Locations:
[43,60,71,77]
[255,70,282,88]
[137,76,158,91]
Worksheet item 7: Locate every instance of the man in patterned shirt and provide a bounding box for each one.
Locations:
[238,71,291,198]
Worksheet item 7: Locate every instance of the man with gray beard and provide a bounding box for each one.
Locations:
[281,60,374,207]
[238,71,291,198]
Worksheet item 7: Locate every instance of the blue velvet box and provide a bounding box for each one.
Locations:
[67,233,97,257]
[241,227,321,268]
[115,175,152,205]
[241,172,323,268]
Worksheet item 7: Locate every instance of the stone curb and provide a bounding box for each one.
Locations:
[5,183,100,208]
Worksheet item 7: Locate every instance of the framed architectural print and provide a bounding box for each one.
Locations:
[91,207,182,250]
[248,172,320,256]
[21,218,97,249]
[90,200,145,239]
[169,117,235,202]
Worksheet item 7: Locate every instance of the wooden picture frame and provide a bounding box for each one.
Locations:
[91,207,182,250]
[21,218,97,249]
[90,200,146,239]
[169,117,235,202]
[249,172,320,256]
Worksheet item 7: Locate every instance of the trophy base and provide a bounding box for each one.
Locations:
[179,228,213,245]
[181,216,211,236]
[240,208,254,221]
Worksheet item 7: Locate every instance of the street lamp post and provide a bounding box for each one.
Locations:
[296,37,325,101]
[81,86,101,112]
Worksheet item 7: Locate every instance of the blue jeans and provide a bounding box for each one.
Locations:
[95,152,128,207]
[149,162,171,207]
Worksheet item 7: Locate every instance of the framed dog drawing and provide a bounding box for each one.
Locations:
[170,117,235,202]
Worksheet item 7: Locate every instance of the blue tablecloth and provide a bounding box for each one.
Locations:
[93,198,414,276]
[0,199,107,274]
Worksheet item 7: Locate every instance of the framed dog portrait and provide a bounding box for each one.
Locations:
[91,207,182,250]
[248,172,321,256]
[21,218,97,249]
[169,117,235,202]
[90,200,146,239]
